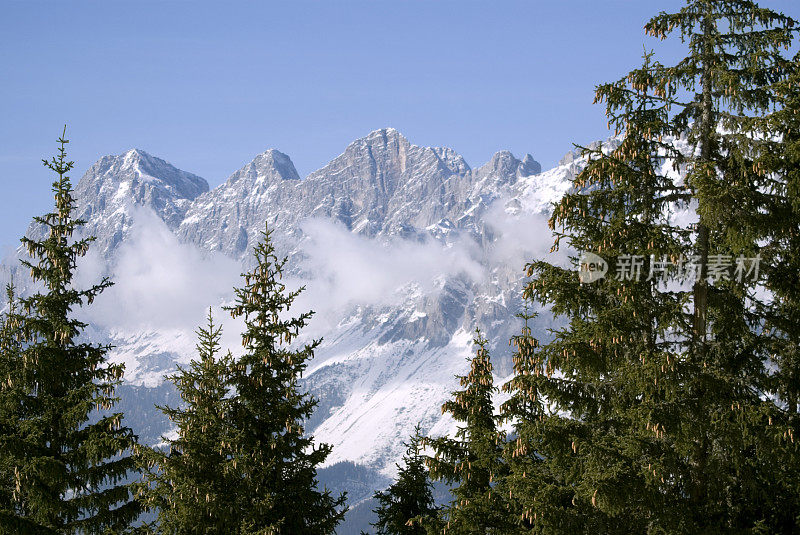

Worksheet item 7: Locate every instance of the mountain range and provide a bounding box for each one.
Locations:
[5,128,595,533]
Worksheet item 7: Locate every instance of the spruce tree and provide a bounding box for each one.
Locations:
[0,284,26,531]
[370,428,438,535]
[765,52,800,422]
[224,225,346,534]
[503,2,800,532]
[0,129,140,533]
[499,310,549,533]
[504,53,695,532]
[423,331,514,534]
[752,50,800,528]
[137,309,237,533]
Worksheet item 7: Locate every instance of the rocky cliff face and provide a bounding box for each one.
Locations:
[177,148,301,255]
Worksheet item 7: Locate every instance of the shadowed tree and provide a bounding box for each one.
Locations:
[750,50,800,529]
[224,225,346,534]
[423,330,516,534]
[370,427,438,535]
[137,309,238,533]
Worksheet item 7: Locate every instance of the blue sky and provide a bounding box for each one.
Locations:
[1,0,797,253]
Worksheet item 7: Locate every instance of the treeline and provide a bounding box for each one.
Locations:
[2,0,800,533]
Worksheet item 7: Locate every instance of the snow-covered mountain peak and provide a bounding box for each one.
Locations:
[250,148,299,178]
[122,147,148,164]
[224,148,300,189]
[520,153,541,175]
[352,127,407,147]
[479,150,541,181]
[322,128,471,187]
[342,128,410,160]
[360,126,403,140]
[68,149,209,255]
[80,148,208,201]
[328,128,414,184]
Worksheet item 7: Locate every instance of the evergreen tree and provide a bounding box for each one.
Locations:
[370,428,438,535]
[423,331,514,534]
[0,129,140,533]
[500,310,549,533]
[503,2,800,533]
[224,225,346,534]
[751,50,800,528]
[0,284,26,531]
[504,52,695,532]
[765,51,800,423]
[137,309,238,533]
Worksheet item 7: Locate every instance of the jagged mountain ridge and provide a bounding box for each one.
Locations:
[179,127,542,257]
[58,128,547,260]
[58,129,560,367]
[74,148,209,253]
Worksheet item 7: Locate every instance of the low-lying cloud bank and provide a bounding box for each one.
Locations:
[292,218,484,311]
[75,208,241,331]
[70,199,561,340]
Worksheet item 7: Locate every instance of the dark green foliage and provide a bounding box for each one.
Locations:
[137,309,237,533]
[423,331,515,534]
[751,50,800,529]
[0,130,140,533]
[136,228,346,534]
[223,225,346,534]
[370,429,438,535]
[761,53,800,415]
[503,2,800,533]
[0,284,26,532]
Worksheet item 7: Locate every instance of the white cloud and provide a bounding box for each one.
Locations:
[483,197,572,272]
[76,207,240,331]
[289,218,485,319]
[71,200,564,343]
